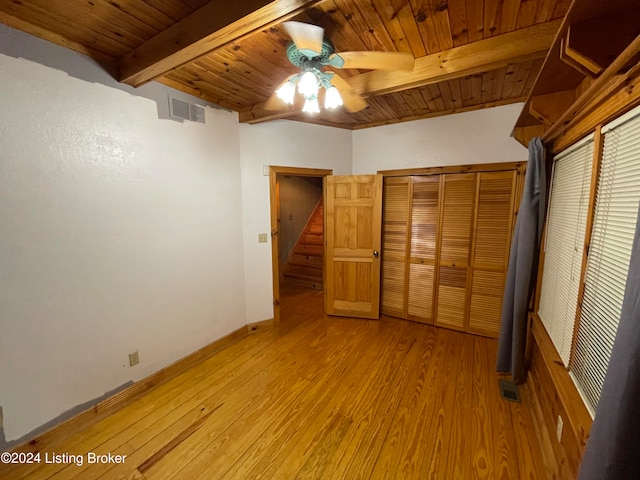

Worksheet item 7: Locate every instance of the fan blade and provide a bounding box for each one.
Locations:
[264,91,284,111]
[329,51,415,71]
[264,75,295,111]
[329,74,368,113]
[282,21,324,56]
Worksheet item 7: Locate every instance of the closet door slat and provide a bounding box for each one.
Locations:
[468,171,516,337]
[407,176,440,323]
[381,177,410,317]
[436,173,476,330]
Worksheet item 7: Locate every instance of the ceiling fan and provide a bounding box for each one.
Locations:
[266,21,415,114]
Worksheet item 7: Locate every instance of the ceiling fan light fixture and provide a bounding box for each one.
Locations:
[324,85,343,109]
[298,71,319,97]
[302,96,320,114]
[275,80,296,105]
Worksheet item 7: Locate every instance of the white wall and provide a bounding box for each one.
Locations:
[0,51,246,441]
[239,122,352,323]
[239,107,526,324]
[352,104,527,173]
[0,23,530,444]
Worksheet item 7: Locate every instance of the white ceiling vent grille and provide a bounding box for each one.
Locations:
[169,96,206,125]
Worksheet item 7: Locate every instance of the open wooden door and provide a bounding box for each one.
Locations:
[324,174,383,319]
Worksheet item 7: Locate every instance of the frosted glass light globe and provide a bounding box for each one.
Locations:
[298,71,319,98]
[275,81,295,105]
[302,97,320,114]
[325,85,343,109]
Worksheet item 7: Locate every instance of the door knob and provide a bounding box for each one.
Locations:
[373,250,379,258]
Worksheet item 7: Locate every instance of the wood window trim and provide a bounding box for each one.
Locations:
[552,71,640,154]
[531,126,603,362]
[527,73,640,477]
[530,115,638,465]
[512,0,640,149]
[537,136,595,365]
[568,126,604,366]
[529,127,597,382]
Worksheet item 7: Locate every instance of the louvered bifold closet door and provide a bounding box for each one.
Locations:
[468,171,516,337]
[538,136,594,366]
[435,173,476,330]
[571,108,640,414]
[381,177,410,317]
[407,176,440,323]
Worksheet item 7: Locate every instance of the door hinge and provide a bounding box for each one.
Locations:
[274,298,280,306]
[271,229,278,237]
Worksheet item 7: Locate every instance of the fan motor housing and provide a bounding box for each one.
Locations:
[286,40,335,68]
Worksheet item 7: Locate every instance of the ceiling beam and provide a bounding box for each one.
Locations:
[118,0,324,87]
[240,104,303,124]
[240,20,561,125]
[349,20,562,96]
[352,97,528,130]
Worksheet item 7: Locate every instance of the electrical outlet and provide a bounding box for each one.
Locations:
[258,233,268,243]
[556,415,564,442]
[129,350,140,367]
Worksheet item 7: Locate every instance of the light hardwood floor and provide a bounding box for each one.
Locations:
[4,284,547,479]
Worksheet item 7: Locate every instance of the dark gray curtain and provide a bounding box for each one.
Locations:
[578,203,640,479]
[496,137,546,383]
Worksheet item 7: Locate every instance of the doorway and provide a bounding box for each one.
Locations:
[269,166,332,326]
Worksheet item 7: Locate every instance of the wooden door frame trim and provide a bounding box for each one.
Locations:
[269,166,333,326]
[378,161,526,177]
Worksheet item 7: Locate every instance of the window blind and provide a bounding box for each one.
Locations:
[538,135,594,366]
[571,106,640,414]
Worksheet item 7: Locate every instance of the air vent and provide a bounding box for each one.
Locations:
[169,96,206,125]
[499,379,521,403]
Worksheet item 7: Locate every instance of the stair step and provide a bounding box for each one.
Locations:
[284,264,322,278]
[282,275,323,290]
[295,244,323,257]
[289,254,323,269]
[283,270,323,283]
[284,199,323,290]
[283,269,322,281]
[302,233,323,245]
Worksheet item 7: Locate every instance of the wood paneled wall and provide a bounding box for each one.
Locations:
[527,314,592,479]
[380,163,524,338]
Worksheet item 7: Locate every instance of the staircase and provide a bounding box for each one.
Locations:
[282,199,324,290]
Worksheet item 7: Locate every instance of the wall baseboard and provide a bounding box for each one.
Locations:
[7,324,251,457]
[247,318,274,334]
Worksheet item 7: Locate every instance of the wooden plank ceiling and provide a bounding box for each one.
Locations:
[0,0,569,129]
